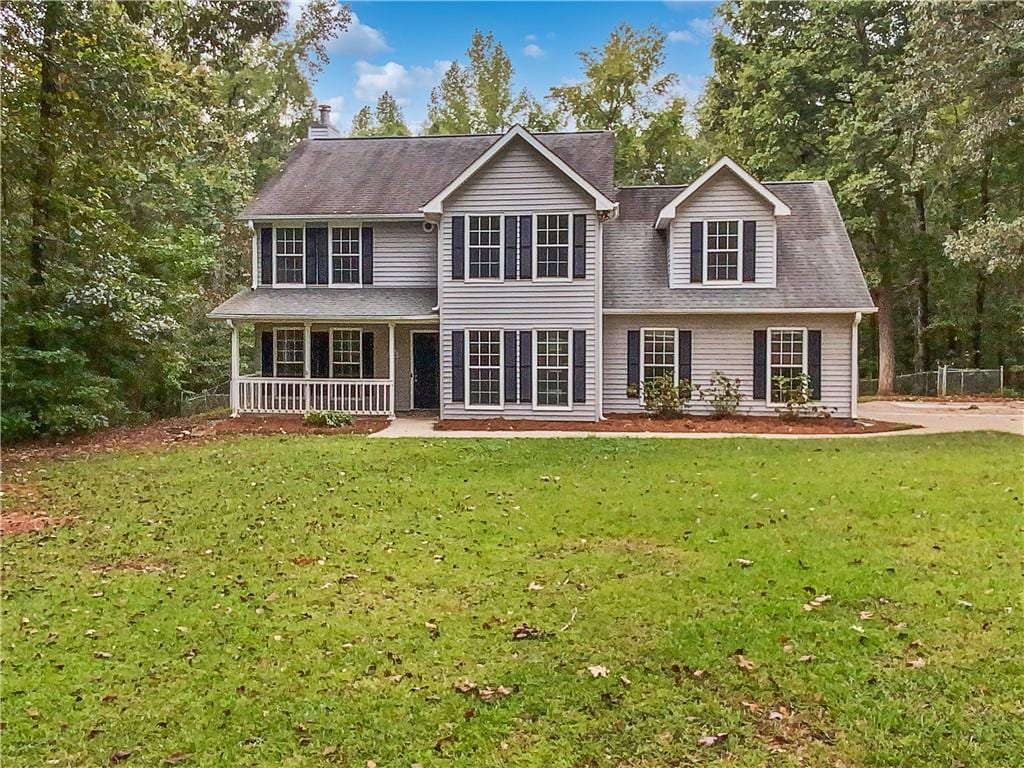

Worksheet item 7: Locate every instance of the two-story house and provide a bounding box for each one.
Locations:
[209,108,875,422]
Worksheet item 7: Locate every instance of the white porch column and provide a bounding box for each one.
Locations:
[388,322,396,416]
[303,322,312,412]
[229,320,240,417]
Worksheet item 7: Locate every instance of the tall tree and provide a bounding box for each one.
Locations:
[374,91,411,136]
[550,24,702,185]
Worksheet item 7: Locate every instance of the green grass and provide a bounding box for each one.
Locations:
[3,433,1023,767]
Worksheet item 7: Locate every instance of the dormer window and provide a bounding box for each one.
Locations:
[468,216,502,279]
[331,226,361,284]
[705,220,740,282]
[274,227,304,285]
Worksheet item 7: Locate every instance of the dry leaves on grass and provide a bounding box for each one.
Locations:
[735,654,756,671]
[906,656,927,669]
[452,680,514,702]
[511,623,543,640]
[697,732,729,747]
[803,594,832,611]
[587,664,609,678]
[526,581,544,591]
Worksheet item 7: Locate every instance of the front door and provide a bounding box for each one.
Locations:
[412,331,440,409]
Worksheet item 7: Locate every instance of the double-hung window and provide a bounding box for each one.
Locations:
[274,328,304,377]
[331,329,362,379]
[331,226,361,284]
[275,227,304,284]
[468,216,502,279]
[769,328,806,403]
[534,330,571,408]
[705,220,740,282]
[467,330,502,407]
[642,329,677,384]
[535,214,570,279]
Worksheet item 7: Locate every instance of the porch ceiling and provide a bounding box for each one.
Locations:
[208,287,438,322]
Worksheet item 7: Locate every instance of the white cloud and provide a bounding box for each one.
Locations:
[353,60,450,105]
[288,3,389,57]
[525,33,538,42]
[668,30,696,43]
[522,43,544,58]
[668,17,715,44]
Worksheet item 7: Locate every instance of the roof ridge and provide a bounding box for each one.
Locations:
[303,129,613,142]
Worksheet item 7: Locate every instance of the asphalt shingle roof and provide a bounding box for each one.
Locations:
[603,181,874,311]
[208,287,437,320]
[240,131,617,217]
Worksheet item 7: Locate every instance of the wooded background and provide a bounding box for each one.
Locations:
[3,1,1021,440]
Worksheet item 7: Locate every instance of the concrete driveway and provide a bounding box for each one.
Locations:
[859,399,1023,435]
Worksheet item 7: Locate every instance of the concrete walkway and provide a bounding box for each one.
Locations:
[371,401,1022,440]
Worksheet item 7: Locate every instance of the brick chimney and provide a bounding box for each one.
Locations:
[308,104,342,140]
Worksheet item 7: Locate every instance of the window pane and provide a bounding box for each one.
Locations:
[332,329,362,379]
[769,330,805,402]
[331,227,361,284]
[468,216,501,279]
[706,219,739,282]
[468,330,501,405]
[535,329,570,406]
[642,329,676,383]
[536,214,569,278]
[275,329,304,377]
[276,228,304,283]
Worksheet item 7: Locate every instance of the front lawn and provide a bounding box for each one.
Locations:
[3,434,1022,767]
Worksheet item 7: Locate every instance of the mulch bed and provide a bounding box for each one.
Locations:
[436,414,916,434]
[1,412,387,537]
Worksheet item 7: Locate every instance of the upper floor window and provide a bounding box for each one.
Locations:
[535,214,570,279]
[705,220,740,282]
[467,329,502,406]
[642,328,676,384]
[535,329,570,408]
[274,328,304,377]
[468,216,501,279]
[331,328,362,378]
[275,227,304,284]
[331,226,361,284]
[769,328,806,403]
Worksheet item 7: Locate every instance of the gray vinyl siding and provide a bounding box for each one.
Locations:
[439,137,600,421]
[603,314,855,418]
[667,169,777,288]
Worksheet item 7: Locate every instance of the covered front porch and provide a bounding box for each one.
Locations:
[210,287,440,418]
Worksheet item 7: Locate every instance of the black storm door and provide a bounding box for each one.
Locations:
[412,332,440,409]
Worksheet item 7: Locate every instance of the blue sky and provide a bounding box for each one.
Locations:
[293,1,720,133]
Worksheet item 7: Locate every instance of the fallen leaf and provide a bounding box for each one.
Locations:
[453,679,477,694]
[736,558,754,568]
[163,753,191,765]
[619,675,631,687]
[768,710,786,721]
[94,651,112,659]
[587,665,609,678]
[850,624,865,634]
[803,594,832,611]
[321,746,337,757]
[511,623,542,640]
[735,654,756,671]
[526,581,544,591]
[110,750,134,764]
[858,611,875,620]
[697,732,729,747]
[798,654,815,663]
[906,656,927,668]
[424,621,439,637]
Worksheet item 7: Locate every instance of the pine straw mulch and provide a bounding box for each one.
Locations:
[1,412,387,537]
[436,413,916,435]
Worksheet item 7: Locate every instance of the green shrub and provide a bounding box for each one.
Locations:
[303,410,355,428]
[700,370,743,417]
[772,373,835,419]
[641,374,696,418]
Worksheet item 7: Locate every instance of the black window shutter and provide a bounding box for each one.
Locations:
[518,331,532,403]
[678,330,692,399]
[260,227,273,285]
[452,216,465,280]
[261,331,274,376]
[742,220,756,283]
[315,227,329,285]
[573,330,586,403]
[626,330,640,397]
[451,330,465,402]
[504,216,517,279]
[305,228,317,285]
[753,330,767,400]
[503,330,518,402]
[808,330,822,400]
[361,227,374,285]
[690,221,703,283]
[361,331,375,378]
[518,215,532,279]
[572,214,587,279]
[311,331,330,378]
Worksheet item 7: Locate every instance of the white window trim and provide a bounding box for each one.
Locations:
[273,326,305,378]
[767,326,808,404]
[330,327,363,380]
[464,329,504,410]
[272,225,305,287]
[703,219,743,285]
[328,222,362,288]
[532,212,574,283]
[464,214,504,283]
[640,327,679,405]
[532,328,573,412]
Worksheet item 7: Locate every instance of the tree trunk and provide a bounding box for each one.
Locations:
[912,189,929,372]
[874,281,896,396]
[29,1,62,289]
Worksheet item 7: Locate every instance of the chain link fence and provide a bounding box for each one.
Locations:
[860,367,1005,397]
[180,380,230,416]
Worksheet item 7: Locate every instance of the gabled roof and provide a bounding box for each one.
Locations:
[605,181,874,312]
[654,157,792,228]
[239,130,616,218]
[420,125,616,214]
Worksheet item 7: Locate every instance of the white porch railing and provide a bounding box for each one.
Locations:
[236,376,393,416]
